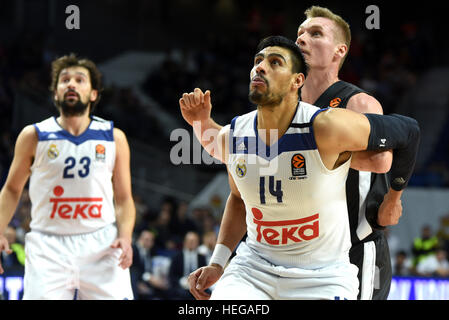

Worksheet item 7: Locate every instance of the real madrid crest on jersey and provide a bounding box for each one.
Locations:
[236,158,247,178]
[47,144,59,159]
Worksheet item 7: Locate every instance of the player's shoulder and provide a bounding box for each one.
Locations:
[217,112,253,165]
[338,80,365,92]
[312,106,352,137]
[230,110,257,137]
[298,100,321,113]
[112,127,127,140]
[14,124,39,151]
[231,110,257,126]
[20,124,39,139]
[295,101,323,125]
[91,115,111,123]
[91,115,114,130]
[217,123,231,143]
[33,116,59,132]
[299,100,318,109]
[347,91,383,114]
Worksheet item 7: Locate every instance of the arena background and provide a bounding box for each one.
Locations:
[0,0,448,301]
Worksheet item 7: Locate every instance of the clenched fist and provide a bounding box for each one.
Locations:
[179,88,212,126]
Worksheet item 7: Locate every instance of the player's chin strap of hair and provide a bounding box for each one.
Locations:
[365,113,420,191]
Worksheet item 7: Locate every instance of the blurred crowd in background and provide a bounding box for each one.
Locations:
[1,0,449,300]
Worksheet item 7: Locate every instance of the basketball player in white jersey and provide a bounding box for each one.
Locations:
[181,36,419,300]
[181,6,402,299]
[0,54,135,299]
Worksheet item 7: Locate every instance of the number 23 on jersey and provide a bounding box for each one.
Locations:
[63,156,91,178]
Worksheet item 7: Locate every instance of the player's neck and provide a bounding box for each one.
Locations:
[301,67,339,104]
[56,113,91,136]
[257,95,298,145]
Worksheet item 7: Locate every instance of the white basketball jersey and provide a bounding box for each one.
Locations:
[28,116,116,235]
[228,102,352,269]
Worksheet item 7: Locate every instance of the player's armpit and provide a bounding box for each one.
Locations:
[350,150,392,173]
[213,124,231,165]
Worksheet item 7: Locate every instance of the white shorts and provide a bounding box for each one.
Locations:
[23,224,133,300]
[211,242,359,300]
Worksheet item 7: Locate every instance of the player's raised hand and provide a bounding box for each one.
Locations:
[0,234,13,274]
[179,88,212,126]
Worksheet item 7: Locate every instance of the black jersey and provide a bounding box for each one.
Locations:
[304,80,390,245]
[301,80,392,300]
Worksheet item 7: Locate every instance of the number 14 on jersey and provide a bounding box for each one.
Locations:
[259,176,283,204]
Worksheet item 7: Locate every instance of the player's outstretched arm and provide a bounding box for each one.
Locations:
[111,128,136,269]
[188,171,247,300]
[179,88,224,161]
[0,125,36,273]
[314,107,420,191]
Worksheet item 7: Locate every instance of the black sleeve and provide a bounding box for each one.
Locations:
[365,113,420,191]
[365,172,390,230]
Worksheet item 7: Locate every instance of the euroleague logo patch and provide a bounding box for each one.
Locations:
[329,97,341,108]
[290,153,307,180]
[95,144,106,162]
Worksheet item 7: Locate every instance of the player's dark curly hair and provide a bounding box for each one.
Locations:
[49,53,103,113]
[256,35,308,76]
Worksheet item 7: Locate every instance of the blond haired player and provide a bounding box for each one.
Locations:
[0,54,135,299]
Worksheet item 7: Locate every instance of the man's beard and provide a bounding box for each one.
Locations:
[249,88,283,106]
[56,97,90,117]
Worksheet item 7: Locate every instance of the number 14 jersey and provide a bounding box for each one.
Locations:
[228,102,352,270]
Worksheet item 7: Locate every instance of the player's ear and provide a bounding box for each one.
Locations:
[335,43,348,60]
[292,73,305,90]
[90,89,98,102]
